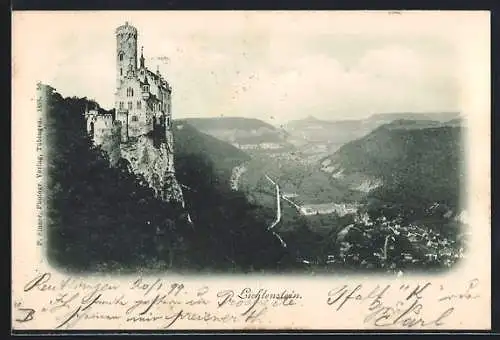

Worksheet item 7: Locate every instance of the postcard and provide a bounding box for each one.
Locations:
[12,10,491,331]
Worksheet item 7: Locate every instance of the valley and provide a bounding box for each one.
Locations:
[183,113,468,272]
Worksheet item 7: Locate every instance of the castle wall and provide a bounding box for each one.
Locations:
[165,130,175,173]
[85,110,98,136]
[144,71,160,98]
[115,75,168,140]
[129,108,153,138]
[100,121,122,165]
[116,111,129,142]
[165,92,172,130]
[93,114,115,146]
[84,112,122,165]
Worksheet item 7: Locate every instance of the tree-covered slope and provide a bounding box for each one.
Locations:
[172,120,250,189]
[322,120,465,210]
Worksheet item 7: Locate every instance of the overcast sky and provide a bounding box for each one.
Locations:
[14,11,489,124]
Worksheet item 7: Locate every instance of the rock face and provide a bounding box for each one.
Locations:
[120,134,185,205]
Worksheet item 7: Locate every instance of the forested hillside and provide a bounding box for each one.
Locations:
[172,120,250,189]
[324,120,465,210]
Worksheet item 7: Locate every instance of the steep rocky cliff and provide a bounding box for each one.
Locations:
[120,133,185,206]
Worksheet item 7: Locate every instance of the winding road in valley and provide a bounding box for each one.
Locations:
[264,175,287,248]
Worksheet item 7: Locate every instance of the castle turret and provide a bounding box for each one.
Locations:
[116,22,138,87]
[140,46,145,68]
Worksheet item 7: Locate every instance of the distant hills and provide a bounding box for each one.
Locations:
[285,116,366,153]
[182,117,276,130]
[284,111,462,156]
[365,112,460,124]
[180,117,291,151]
[285,111,461,135]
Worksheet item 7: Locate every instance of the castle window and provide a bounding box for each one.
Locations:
[143,85,149,92]
[131,115,138,122]
[137,101,141,109]
[120,68,123,76]
[126,87,134,97]
[128,101,133,110]
[119,52,124,61]
[119,101,124,110]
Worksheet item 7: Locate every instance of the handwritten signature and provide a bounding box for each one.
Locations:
[365,297,454,327]
[326,282,466,328]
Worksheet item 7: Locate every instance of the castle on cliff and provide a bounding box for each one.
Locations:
[85,21,173,148]
[84,22,183,204]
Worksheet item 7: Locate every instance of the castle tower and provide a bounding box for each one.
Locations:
[115,22,138,87]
